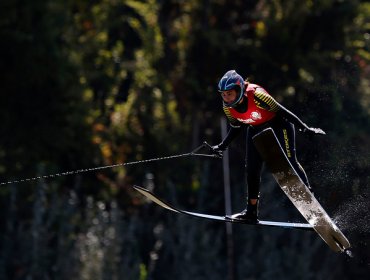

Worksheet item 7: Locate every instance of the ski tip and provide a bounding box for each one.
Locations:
[133,185,148,192]
[343,248,354,258]
[132,185,153,197]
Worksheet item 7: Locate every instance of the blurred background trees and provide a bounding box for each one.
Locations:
[0,0,369,279]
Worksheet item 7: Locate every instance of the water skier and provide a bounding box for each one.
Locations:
[211,70,325,222]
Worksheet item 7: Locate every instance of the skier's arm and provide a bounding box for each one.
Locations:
[276,104,308,130]
[254,88,325,135]
[276,104,325,135]
[210,103,243,155]
[210,125,242,157]
[215,125,242,150]
[213,104,244,150]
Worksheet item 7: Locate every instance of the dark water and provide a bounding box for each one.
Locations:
[333,189,370,264]
[333,190,370,234]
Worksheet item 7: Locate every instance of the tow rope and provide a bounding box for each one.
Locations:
[0,142,218,186]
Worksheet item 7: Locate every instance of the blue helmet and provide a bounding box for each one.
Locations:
[218,70,245,107]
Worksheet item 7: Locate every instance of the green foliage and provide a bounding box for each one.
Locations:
[0,0,98,179]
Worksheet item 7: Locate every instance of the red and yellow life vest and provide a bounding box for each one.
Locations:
[224,84,278,127]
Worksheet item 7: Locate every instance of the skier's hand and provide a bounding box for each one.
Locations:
[301,127,326,135]
[210,144,225,158]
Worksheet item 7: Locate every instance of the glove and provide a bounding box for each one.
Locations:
[211,144,226,158]
[300,127,326,135]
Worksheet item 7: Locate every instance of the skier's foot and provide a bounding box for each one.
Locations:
[230,203,258,223]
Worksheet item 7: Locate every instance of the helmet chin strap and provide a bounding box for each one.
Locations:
[237,95,245,104]
[224,93,245,108]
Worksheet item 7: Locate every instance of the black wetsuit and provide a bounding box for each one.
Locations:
[219,83,310,200]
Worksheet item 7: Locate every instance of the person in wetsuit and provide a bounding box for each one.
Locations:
[211,70,325,222]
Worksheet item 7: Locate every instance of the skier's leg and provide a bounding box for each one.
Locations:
[274,122,311,189]
[231,127,262,222]
[246,142,263,203]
